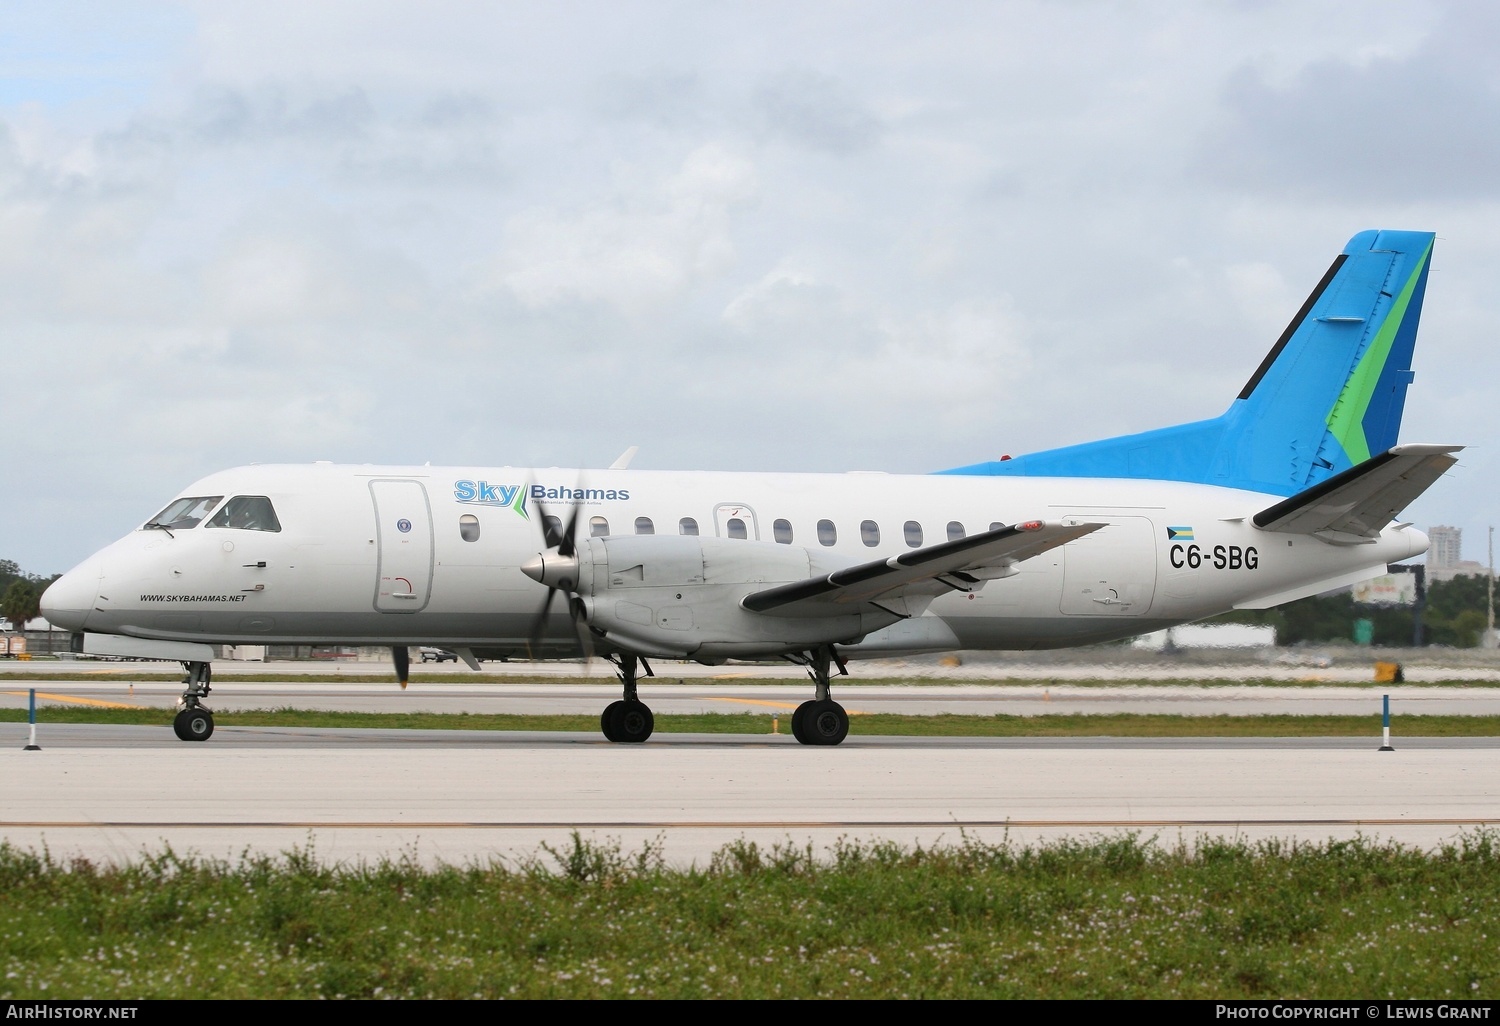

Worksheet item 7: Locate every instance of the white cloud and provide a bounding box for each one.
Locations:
[492,144,758,311]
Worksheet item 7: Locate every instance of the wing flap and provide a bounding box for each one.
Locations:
[742,520,1102,618]
[1252,443,1462,542]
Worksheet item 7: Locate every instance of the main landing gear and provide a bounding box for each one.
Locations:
[790,645,849,746]
[173,660,215,741]
[601,652,655,743]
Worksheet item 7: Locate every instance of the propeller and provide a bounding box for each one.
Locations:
[520,483,596,661]
[392,645,410,689]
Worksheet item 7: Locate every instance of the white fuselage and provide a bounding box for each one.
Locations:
[41,463,1427,660]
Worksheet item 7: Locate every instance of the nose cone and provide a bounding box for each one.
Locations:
[40,560,101,632]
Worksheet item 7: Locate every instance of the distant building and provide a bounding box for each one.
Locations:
[1427,525,1489,582]
[1428,525,1462,570]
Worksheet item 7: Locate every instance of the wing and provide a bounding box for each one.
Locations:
[741,519,1103,618]
[1253,443,1462,544]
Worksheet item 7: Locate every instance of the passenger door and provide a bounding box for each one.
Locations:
[370,480,434,612]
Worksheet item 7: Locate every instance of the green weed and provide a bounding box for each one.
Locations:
[2,832,1497,999]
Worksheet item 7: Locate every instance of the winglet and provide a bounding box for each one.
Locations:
[609,446,640,471]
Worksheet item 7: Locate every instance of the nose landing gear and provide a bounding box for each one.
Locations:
[173,661,214,741]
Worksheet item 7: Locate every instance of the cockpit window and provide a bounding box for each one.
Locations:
[205,495,282,533]
[144,496,224,531]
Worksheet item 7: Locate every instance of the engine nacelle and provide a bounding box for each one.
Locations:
[560,534,898,659]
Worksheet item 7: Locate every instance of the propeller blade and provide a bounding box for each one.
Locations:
[558,504,583,558]
[527,586,558,656]
[393,645,410,689]
[526,473,587,556]
[568,596,595,662]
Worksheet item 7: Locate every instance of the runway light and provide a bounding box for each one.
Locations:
[23,688,40,751]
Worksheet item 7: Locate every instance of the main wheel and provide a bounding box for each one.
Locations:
[802,699,848,746]
[601,701,624,742]
[791,700,815,744]
[173,707,214,742]
[606,700,654,743]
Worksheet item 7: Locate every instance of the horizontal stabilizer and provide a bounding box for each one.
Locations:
[1252,444,1462,543]
[742,520,1102,618]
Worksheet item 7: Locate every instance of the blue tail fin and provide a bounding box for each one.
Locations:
[938,230,1435,497]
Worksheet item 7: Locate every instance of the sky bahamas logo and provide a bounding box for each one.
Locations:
[454,480,530,518]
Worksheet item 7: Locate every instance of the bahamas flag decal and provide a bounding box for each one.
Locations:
[1166,526,1195,541]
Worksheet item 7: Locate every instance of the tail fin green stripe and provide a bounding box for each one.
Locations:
[1325,239,1433,466]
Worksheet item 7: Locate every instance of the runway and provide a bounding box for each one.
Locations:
[4,725,1498,868]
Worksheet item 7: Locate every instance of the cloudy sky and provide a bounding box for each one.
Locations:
[5,1,1498,575]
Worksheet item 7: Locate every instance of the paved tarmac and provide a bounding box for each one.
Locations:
[4,724,1497,868]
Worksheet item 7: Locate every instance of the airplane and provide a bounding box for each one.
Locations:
[40,229,1460,747]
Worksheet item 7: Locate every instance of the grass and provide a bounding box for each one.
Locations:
[2,831,1497,999]
[4,705,1500,736]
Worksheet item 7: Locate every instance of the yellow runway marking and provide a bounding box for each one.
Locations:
[2,690,145,710]
[705,697,800,710]
[702,696,866,716]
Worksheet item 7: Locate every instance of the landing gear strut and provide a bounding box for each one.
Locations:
[173,660,215,741]
[791,645,849,746]
[601,652,655,743]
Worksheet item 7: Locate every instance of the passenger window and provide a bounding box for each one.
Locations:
[989,522,1006,533]
[590,516,610,537]
[903,521,923,547]
[679,517,699,536]
[205,496,281,533]
[727,517,748,540]
[773,519,793,544]
[635,516,654,535]
[817,520,837,546]
[145,495,224,531]
[861,520,880,546]
[459,514,480,542]
[947,521,966,542]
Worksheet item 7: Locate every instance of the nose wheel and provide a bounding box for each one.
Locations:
[173,660,215,742]
[601,653,655,743]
